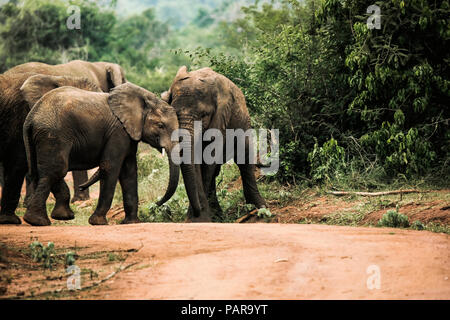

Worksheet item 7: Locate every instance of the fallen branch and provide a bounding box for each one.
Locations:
[236,209,258,223]
[88,262,138,288]
[327,189,427,197]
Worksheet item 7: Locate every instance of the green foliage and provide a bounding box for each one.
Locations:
[377,210,410,228]
[138,185,188,223]
[423,222,450,235]
[257,207,272,218]
[411,220,425,231]
[308,138,346,183]
[344,0,449,177]
[107,252,125,262]
[190,0,449,186]
[0,0,116,71]
[322,211,366,227]
[29,241,56,269]
[1,0,448,188]
[65,251,77,266]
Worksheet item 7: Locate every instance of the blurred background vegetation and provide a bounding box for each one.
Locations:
[0,0,449,192]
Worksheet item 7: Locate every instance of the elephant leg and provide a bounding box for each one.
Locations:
[24,140,70,226]
[24,174,34,208]
[185,164,212,223]
[238,163,267,209]
[71,170,90,203]
[50,179,75,221]
[88,156,123,226]
[202,164,223,221]
[119,155,140,224]
[23,176,53,226]
[0,161,26,225]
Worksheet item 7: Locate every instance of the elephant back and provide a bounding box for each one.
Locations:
[0,72,38,160]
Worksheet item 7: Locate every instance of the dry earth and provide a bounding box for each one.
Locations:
[0,171,449,300]
[0,222,448,300]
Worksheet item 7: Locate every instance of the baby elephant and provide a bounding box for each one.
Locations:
[21,75,179,226]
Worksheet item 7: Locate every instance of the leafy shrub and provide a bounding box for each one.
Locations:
[29,241,55,269]
[257,207,273,219]
[377,210,410,228]
[411,220,425,231]
[308,138,346,183]
[138,183,188,223]
[65,251,77,266]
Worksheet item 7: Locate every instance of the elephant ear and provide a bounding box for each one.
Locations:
[108,82,154,141]
[161,90,172,104]
[175,66,190,81]
[106,63,126,90]
[20,74,101,107]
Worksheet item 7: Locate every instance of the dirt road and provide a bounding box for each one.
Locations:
[0,223,448,299]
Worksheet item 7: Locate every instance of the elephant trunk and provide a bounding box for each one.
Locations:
[156,148,180,206]
[179,117,202,217]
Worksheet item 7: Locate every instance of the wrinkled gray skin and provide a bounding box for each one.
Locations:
[162,66,266,222]
[6,60,126,203]
[21,77,179,226]
[0,60,126,225]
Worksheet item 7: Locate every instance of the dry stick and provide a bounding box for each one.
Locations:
[236,209,259,224]
[83,262,139,289]
[327,189,428,197]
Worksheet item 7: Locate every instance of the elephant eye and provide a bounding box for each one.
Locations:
[157,123,164,129]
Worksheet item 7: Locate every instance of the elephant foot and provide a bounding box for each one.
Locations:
[121,217,141,225]
[51,205,75,221]
[23,211,51,226]
[71,192,90,203]
[88,214,108,226]
[209,204,223,222]
[0,214,22,225]
[210,206,224,222]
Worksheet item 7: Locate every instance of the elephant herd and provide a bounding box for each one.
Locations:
[0,60,266,226]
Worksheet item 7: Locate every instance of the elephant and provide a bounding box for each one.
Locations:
[0,60,126,225]
[162,66,266,222]
[21,76,179,226]
[5,60,126,93]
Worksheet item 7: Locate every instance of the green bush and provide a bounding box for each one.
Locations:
[29,241,56,269]
[411,220,425,231]
[190,0,449,185]
[65,251,77,266]
[377,210,410,228]
[308,138,346,183]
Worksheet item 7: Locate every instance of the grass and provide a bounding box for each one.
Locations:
[107,252,126,263]
[320,211,366,227]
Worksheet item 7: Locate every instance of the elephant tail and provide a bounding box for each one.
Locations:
[78,169,100,191]
[23,118,37,182]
